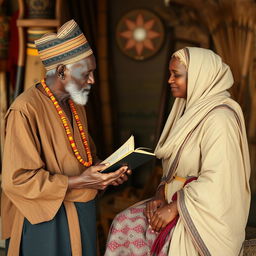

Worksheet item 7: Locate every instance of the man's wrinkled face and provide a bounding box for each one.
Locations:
[65,55,96,105]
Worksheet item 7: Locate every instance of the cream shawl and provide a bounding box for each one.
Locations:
[155,47,250,187]
[154,47,251,255]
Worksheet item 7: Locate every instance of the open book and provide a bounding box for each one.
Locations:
[101,135,155,173]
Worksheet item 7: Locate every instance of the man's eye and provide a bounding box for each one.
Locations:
[174,74,181,78]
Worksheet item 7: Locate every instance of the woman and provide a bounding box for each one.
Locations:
[104,47,251,255]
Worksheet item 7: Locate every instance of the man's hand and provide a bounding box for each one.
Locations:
[149,201,178,232]
[68,164,128,190]
[110,169,132,186]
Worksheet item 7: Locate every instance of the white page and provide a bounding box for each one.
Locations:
[101,135,134,165]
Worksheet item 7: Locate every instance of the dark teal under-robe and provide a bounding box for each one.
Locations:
[6,200,96,256]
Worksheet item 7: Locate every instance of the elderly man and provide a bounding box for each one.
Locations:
[1,19,129,256]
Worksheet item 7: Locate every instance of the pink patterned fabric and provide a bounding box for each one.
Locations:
[104,203,171,256]
[151,177,197,254]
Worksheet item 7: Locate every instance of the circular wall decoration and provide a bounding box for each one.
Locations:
[116,9,165,61]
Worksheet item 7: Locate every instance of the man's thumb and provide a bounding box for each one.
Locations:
[96,163,110,171]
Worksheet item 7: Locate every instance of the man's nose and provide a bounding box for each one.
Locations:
[88,72,95,84]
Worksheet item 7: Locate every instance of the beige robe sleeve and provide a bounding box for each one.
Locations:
[2,109,69,224]
[173,109,250,255]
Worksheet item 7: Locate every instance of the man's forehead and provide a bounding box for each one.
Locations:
[73,55,96,69]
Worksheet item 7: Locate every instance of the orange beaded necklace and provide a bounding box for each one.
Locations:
[41,79,93,167]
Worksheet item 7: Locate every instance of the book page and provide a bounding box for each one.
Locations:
[134,148,155,155]
[102,135,135,165]
[136,147,153,151]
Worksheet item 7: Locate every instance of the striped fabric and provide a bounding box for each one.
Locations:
[35,19,93,71]
[27,28,55,56]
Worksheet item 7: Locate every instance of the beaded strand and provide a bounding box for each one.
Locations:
[41,79,93,167]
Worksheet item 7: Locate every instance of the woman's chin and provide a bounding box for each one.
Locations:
[171,93,186,99]
[171,91,180,98]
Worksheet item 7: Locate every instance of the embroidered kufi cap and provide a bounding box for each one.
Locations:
[35,19,93,71]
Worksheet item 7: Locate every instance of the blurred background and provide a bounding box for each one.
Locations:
[0,0,256,254]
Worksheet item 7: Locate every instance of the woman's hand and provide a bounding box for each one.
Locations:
[144,185,166,221]
[145,198,167,221]
[149,201,178,232]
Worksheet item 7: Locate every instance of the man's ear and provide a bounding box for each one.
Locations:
[56,64,66,80]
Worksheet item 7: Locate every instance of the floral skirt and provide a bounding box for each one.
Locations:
[104,202,172,256]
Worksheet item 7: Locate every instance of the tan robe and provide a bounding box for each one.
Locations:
[1,85,98,255]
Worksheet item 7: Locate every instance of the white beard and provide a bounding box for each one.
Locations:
[65,82,91,106]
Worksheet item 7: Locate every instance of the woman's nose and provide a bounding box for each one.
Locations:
[168,75,174,84]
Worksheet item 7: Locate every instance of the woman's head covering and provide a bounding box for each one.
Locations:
[171,47,234,109]
[35,19,93,71]
[172,48,188,70]
[154,47,246,180]
[185,47,233,109]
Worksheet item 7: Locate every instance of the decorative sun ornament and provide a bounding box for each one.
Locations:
[116,9,165,60]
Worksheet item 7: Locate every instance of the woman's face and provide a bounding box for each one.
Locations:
[168,57,187,99]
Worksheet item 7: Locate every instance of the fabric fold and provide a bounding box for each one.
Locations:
[154,48,250,255]
[2,109,69,225]
[1,85,98,255]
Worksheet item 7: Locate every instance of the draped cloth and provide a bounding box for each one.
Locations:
[155,47,249,181]
[105,47,251,256]
[1,85,98,255]
[154,47,251,255]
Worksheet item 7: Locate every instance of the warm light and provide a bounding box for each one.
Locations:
[133,28,147,42]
